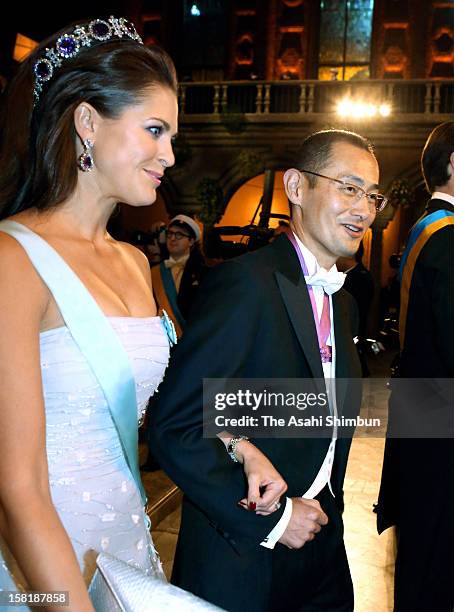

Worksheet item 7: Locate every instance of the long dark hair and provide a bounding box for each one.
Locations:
[0,19,177,220]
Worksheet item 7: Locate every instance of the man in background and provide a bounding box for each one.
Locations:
[377,122,454,611]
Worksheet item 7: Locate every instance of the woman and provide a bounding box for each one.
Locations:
[0,16,285,611]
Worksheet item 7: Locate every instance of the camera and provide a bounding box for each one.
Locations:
[203,225,274,259]
[131,225,166,246]
[204,212,290,260]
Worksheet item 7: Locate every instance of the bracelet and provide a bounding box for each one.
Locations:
[227,436,249,462]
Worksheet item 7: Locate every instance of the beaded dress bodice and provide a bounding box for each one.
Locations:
[42,317,169,583]
[0,317,170,591]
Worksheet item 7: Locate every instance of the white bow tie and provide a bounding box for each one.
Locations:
[304,269,346,295]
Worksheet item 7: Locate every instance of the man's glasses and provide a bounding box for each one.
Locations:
[166,230,191,240]
[300,169,388,213]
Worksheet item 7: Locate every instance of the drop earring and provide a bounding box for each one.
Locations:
[77,139,94,172]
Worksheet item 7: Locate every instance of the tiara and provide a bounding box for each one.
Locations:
[33,16,143,103]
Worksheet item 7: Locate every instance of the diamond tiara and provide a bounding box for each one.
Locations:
[33,16,143,104]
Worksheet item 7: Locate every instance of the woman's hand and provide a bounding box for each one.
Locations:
[234,439,287,515]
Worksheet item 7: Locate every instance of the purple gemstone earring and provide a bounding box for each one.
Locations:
[77,139,94,172]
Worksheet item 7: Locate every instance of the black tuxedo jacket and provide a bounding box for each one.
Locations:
[376,200,454,609]
[400,198,454,378]
[149,235,360,593]
[378,199,454,529]
[177,248,207,321]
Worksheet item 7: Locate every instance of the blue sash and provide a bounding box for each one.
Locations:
[399,209,454,347]
[160,262,186,330]
[0,220,146,504]
[399,209,454,281]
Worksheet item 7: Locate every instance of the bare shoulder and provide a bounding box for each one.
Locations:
[0,229,36,273]
[0,232,52,500]
[0,231,49,326]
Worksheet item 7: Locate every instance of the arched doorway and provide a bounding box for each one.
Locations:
[219,171,289,230]
[205,171,290,259]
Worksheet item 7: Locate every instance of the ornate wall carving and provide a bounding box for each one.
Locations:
[140,0,165,46]
[228,1,260,79]
[428,2,454,78]
[270,0,308,80]
[373,0,411,78]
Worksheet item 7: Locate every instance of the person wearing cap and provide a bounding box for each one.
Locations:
[151,214,206,337]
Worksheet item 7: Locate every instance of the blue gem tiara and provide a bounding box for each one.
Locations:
[33,16,143,103]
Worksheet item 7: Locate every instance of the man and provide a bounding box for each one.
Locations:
[377,122,454,611]
[150,129,384,611]
[151,214,205,337]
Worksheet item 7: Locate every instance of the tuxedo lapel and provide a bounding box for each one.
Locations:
[271,235,358,383]
[271,235,323,380]
[274,270,324,380]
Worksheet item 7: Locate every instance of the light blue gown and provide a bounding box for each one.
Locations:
[0,222,170,605]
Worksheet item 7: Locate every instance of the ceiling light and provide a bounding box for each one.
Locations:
[336,98,392,119]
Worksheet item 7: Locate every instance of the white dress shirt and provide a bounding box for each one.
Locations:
[261,233,340,549]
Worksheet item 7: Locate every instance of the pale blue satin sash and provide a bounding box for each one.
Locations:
[0,220,146,504]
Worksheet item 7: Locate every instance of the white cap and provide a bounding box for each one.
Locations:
[169,214,201,241]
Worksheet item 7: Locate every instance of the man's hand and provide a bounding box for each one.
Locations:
[278,498,328,549]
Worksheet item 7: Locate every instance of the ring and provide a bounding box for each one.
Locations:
[274,501,281,510]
